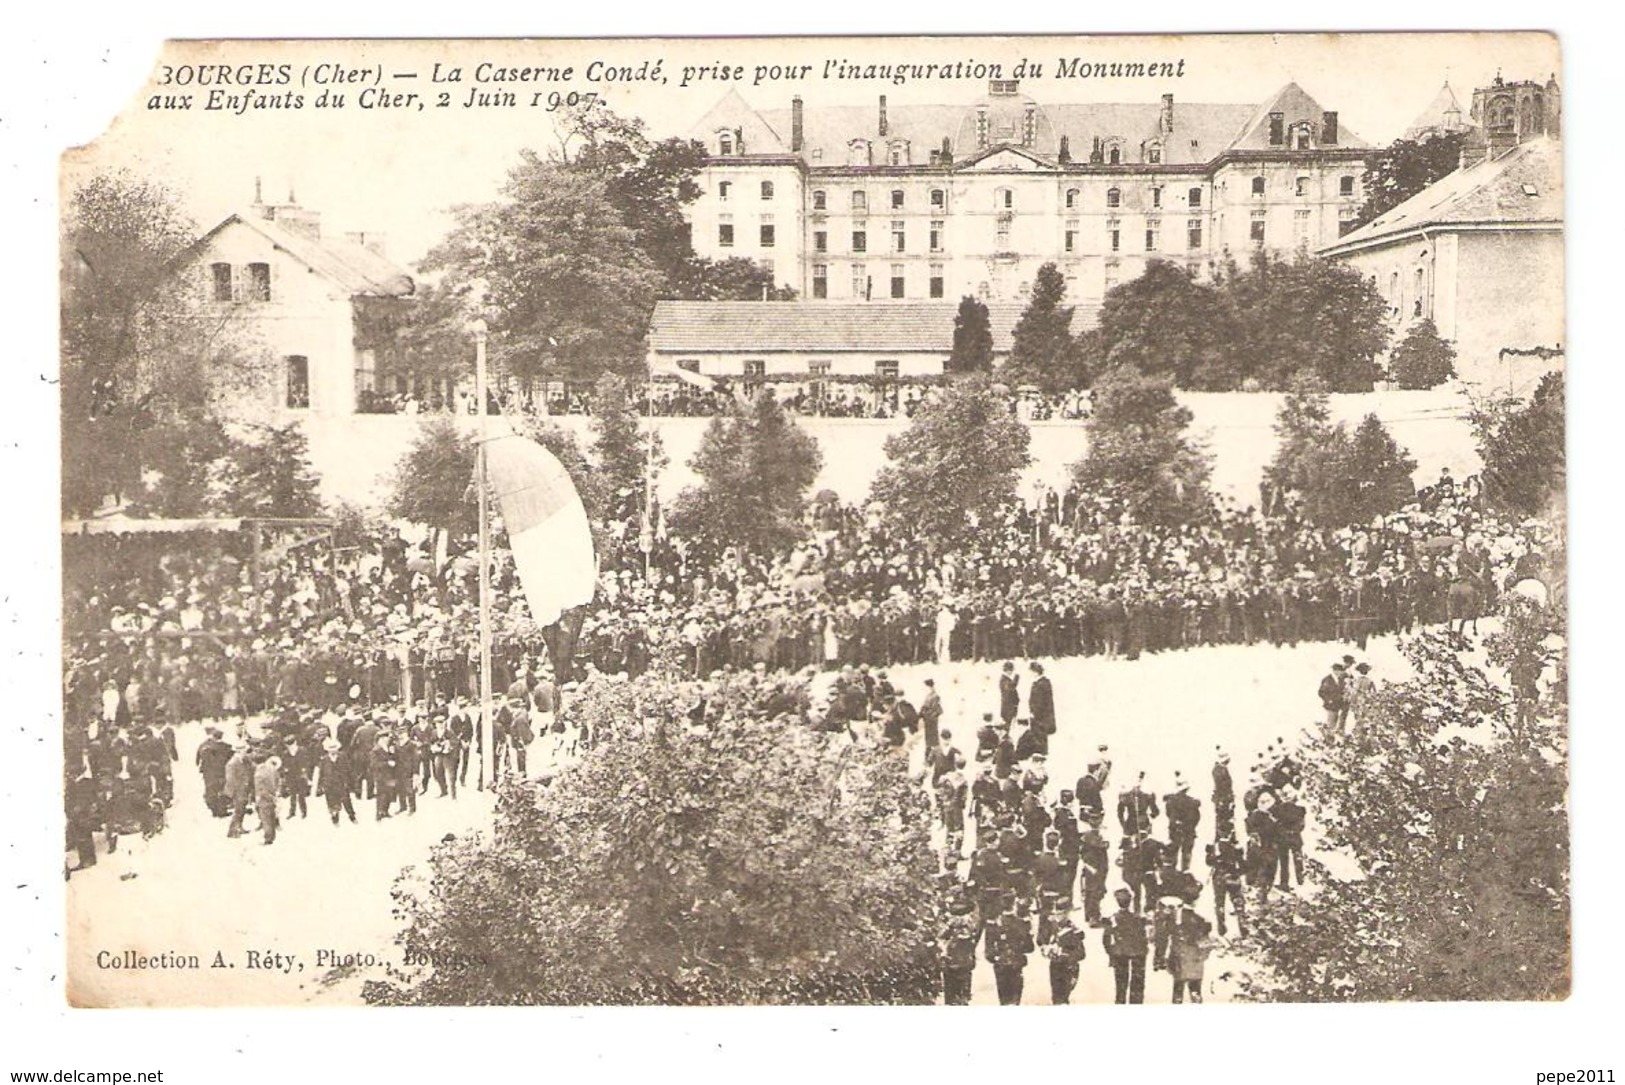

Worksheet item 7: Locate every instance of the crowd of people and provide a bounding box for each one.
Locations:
[805,656,1321,1004]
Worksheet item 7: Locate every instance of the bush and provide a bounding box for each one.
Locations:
[367,671,940,1005]
[1389,319,1457,389]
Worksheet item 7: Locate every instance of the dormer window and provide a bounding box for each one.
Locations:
[1108,146,1121,165]
[849,139,872,167]
[888,141,910,166]
[718,132,734,156]
[1146,141,1163,164]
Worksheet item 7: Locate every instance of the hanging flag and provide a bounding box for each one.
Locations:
[482,433,597,627]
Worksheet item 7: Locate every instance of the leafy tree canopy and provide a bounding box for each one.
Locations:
[1388,318,1458,390]
[1472,371,1565,518]
[1070,368,1212,525]
[869,374,1032,546]
[1353,131,1467,230]
[946,295,994,375]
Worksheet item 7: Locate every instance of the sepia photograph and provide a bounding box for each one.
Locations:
[47,31,1576,1016]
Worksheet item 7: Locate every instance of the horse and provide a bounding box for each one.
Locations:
[1446,577,1487,638]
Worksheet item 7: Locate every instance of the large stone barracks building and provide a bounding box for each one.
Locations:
[683,79,1370,305]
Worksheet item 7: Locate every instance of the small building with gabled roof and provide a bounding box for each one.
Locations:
[184,188,416,417]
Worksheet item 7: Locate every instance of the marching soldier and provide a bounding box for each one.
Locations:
[1205,831,1248,937]
[1212,749,1236,838]
[939,896,980,1006]
[1045,915,1089,1005]
[984,895,1035,1006]
[1164,777,1202,871]
[1103,887,1149,1004]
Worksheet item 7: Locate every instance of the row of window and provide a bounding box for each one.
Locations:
[810,263,948,300]
[210,261,272,303]
[718,177,1355,213]
[703,359,905,379]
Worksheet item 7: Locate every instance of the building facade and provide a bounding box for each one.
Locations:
[684,80,1370,305]
[1318,137,1562,387]
[184,192,416,418]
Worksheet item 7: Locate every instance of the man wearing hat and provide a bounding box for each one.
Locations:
[253,754,283,846]
[984,894,1035,1005]
[1205,830,1248,937]
[196,727,233,818]
[937,895,980,1006]
[1027,662,1055,738]
[316,738,356,825]
[1117,772,1159,837]
[1103,887,1149,1004]
[1078,819,1110,925]
[224,743,255,838]
[997,662,1020,727]
[1212,749,1236,838]
[918,678,943,752]
[1044,914,1088,1005]
[1318,662,1347,730]
[1164,776,1202,872]
[1274,786,1307,890]
[1155,896,1214,1003]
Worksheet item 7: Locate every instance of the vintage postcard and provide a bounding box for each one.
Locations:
[59,32,1567,1007]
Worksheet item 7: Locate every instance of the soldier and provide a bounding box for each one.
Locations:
[1045,915,1089,1005]
[1117,772,1159,837]
[1078,821,1110,925]
[1212,749,1236,838]
[937,767,968,863]
[1205,831,1249,937]
[315,738,356,825]
[1051,791,1081,894]
[938,895,980,1006]
[918,678,943,751]
[1246,791,1280,905]
[1274,785,1307,889]
[195,727,233,818]
[1032,830,1069,942]
[1103,887,1150,1004]
[984,896,1035,1006]
[1164,776,1202,872]
[1156,898,1214,1004]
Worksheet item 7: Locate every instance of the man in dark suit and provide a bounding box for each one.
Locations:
[316,738,356,825]
[984,895,1034,1005]
[1318,663,1346,730]
[1027,661,1055,735]
[1117,772,1159,836]
[1046,915,1088,1005]
[1274,786,1307,889]
[998,662,1020,726]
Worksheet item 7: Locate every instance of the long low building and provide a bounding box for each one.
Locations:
[647,299,1100,381]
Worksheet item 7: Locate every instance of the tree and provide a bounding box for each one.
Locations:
[386,416,477,556]
[1472,371,1565,518]
[1237,590,1568,1001]
[61,170,264,516]
[1389,318,1458,389]
[1265,385,1416,527]
[869,375,1032,546]
[1353,131,1467,229]
[671,392,822,557]
[946,295,994,375]
[366,672,939,1005]
[679,256,797,301]
[1070,368,1212,525]
[1228,252,1391,393]
[220,422,324,517]
[1095,260,1235,389]
[1344,413,1419,523]
[421,155,664,387]
[590,373,666,532]
[1002,263,1077,392]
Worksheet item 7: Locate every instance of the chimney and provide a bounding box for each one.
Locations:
[253,176,263,205]
[1160,93,1175,136]
[791,96,804,153]
[878,94,888,138]
[346,231,388,258]
[1321,111,1339,145]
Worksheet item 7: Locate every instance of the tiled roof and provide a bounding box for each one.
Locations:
[650,300,1102,353]
[715,83,1361,169]
[197,212,416,298]
[1321,137,1561,253]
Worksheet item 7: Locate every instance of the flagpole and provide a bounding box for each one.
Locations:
[475,322,495,792]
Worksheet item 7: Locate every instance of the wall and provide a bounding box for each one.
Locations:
[296,387,1482,515]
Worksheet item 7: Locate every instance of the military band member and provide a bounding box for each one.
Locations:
[1205,831,1248,937]
[1164,776,1201,871]
[1045,915,1088,1005]
[1078,821,1110,924]
[939,896,980,1006]
[985,894,1035,1006]
[1103,887,1149,1004]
